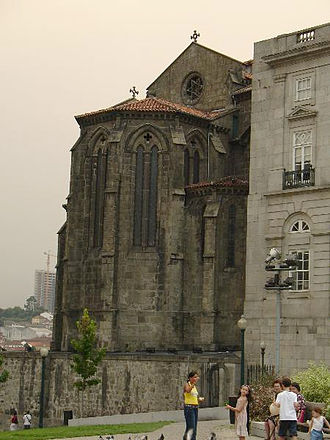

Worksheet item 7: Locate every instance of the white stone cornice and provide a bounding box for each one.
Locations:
[262,40,330,66]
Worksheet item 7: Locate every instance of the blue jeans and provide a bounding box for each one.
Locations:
[183,405,198,440]
[311,430,323,440]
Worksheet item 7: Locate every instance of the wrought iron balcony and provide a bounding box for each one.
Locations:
[283,168,315,190]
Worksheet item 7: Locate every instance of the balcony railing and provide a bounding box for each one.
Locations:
[283,168,315,190]
[297,29,315,43]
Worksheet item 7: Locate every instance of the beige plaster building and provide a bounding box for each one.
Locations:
[245,23,330,372]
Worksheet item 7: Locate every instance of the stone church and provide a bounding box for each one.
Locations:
[52,40,252,354]
[4,26,329,426]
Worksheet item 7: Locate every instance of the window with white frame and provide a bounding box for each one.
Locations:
[296,77,311,101]
[290,220,310,233]
[291,250,310,290]
[293,130,312,171]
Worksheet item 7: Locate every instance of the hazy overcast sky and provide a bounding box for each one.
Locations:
[1,0,328,308]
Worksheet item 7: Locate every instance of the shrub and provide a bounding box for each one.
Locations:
[249,373,277,421]
[292,362,330,419]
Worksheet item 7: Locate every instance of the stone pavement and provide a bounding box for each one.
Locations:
[57,420,261,440]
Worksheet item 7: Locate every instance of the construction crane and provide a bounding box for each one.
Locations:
[43,251,57,311]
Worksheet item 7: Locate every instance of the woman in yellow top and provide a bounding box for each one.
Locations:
[183,371,204,440]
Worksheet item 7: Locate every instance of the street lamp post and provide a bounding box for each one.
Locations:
[237,315,247,386]
[264,249,297,375]
[39,347,49,428]
[260,341,266,374]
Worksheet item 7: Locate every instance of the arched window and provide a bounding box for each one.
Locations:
[193,150,200,184]
[133,146,144,246]
[93,148,108,248]
[227,204,236,266]
[148,146,158,246]
[184,149,190,186]
[286,218,311,290]
[290,220,310,233]
[133,143,159,247]
[93,149,102,247]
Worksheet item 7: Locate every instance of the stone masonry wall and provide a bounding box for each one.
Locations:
[0,351,239,429]
[245,23,330,373]
[147,43,244,111]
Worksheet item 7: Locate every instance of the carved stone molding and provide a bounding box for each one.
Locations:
[287,106,317,121]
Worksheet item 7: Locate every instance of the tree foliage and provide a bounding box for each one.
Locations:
[24,296,38,312]
[0,353,9,383]
[71,308,106,391]
[0,304,45,325]
[292,362,330,419]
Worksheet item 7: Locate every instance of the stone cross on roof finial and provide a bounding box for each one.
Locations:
[190,30,200,43]
[129,86,139,98]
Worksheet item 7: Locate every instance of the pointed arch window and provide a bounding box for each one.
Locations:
[133,146,144,246]
[92,148,109,248]
[184,149,190,186]
[193,150,200,184]
[133,144,158,247]
[227,204,236,266]
[93,149,106,247]
[148,146,158,246]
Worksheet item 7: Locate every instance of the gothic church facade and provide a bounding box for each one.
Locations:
[52,42,251,354]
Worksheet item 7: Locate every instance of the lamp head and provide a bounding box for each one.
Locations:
[237,314,247,330]
[265,248,281,263]
[260,340,266,350]
[40,347,49,358]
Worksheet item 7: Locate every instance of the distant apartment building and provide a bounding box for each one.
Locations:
[34,270,56,312]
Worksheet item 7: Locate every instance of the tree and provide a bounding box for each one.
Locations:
[24,296,38,312]
[71,308,106,391]
[0,353,9,383]
[0,304,46,326]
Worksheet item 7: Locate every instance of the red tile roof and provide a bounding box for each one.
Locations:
[76,96,224,122]
[185,176,248,191]
[232,85,252,96]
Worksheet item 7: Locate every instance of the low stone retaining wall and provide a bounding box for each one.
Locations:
[0,351,239,428]
[69,406,228,426]
[251,421,330,440]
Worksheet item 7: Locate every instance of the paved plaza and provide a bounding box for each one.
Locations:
[57,420,260,440]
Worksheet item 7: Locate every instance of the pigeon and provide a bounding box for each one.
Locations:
[209,433,217,440]
[157,435,165,440]
[140,436,148,440]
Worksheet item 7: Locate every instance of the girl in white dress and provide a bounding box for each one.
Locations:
[226,385,251,440]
